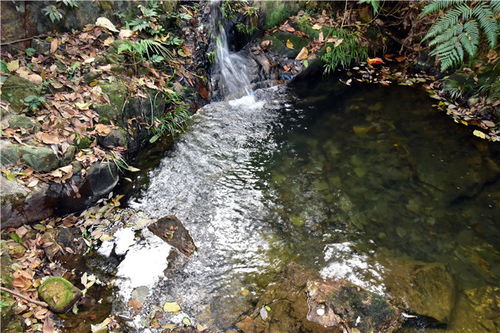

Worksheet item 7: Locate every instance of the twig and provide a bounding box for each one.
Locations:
[0,35,48,46]
[0,286,48,308]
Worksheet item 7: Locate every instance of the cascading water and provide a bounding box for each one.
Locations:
[210,1,254,99]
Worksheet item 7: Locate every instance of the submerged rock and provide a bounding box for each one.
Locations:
[38,277,82,313]
[148,215,197,257]
[236,265,403,333]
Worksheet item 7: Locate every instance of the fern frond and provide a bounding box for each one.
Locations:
[491,0,500,13]
[473,3,498,47]
[420,0,466,17]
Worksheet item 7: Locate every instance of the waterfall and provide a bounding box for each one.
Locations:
[210,1,254,99]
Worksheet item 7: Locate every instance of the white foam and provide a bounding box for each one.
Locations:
[114,228,172,300]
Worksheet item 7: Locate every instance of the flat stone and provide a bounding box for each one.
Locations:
[38,277,82,313]
[0,76,39,112]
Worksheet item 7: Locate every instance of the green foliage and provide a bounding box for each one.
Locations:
[149,106,191,143]
[236,23,257,35]
[421,0,499,71]
[21,95,45,112]
[321,29,368,74]
[359,0,381,14]
[263,1,292,29]
[42,5,63,22]
[57,0,79,8]
[0,60,8,73]
[25,48,36,57]
[127,2,165,35]
[117,39,173,62]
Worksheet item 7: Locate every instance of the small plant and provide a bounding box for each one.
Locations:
[25,48,36,57]
[236,23,256,35]
[149,105,190,143]
[42,5,63,23]
[21,95,46,112]
[42,0,78,23]
[421,0,499,71]
[117,39,172,61]
[321,29,368,74]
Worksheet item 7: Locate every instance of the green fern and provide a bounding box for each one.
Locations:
[421,0,499,71]
[321,29,368,74]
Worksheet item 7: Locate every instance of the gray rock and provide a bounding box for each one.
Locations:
[20,145,59,172]
[0,141,21,166]
[7,114,38,130]
[99,128,128,148]
[0,175,53,228]
[61,145,77,165]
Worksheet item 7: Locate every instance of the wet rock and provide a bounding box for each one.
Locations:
[451,286,500,332]
[42,227,88,261]
[236,264,402,333]
[148,215,197,256]
[381,259,456,323]
[31,38,51,54]
[38,277,82,313]
[306,279,402,332]
[0,76,39,112]
[162,327,213,333]
[19,145,60,172]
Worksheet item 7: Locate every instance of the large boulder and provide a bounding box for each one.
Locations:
[20,145,60,172]
[0,175,54,229]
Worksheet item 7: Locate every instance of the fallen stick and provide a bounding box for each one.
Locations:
[0,286,48,308]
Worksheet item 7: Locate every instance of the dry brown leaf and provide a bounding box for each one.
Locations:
[95,124,111,136]
[50,39,58,53]
[318,31,324,43]
[35,132,61,145]
[312,24,322,30]
[295,47,309,60]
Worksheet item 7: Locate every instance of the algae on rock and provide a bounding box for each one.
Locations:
[38,277,82,313]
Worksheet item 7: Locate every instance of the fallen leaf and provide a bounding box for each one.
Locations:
[286,40,294,49]
[333,38,343,48]
[75,102,92,110]
[367,57,385,65]
[163,302,181,313]
[35,132,61,145]
[59,165,73,174]
[26,74,43,84]
[473,130,487,139]
[95,17,118,33]
[103,36,115,46]
[118,29,133,39]
[128,298,142,313]
[95,124,111,136]
[482,120,495,127]
[7,60,19,72]
[260,40,271,49]
[50,39,58,53]
[27,179,39,188]
[90,317,111,333]
[312,24,322,30]
[318,31,324,42]
[42,317,57,333]
[295,47,309,60]
[395,56,406,62]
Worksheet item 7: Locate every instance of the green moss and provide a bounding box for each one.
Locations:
[95,80,128,124]
[262,1,295,30]
[38,277,82,313]
[0,76,40,113]
[263,31,309,58]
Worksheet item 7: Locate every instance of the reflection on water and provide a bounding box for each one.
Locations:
[126,82,499,332]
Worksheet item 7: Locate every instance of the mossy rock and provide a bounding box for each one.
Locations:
[20,145,60,172]
[0,76,40,113]
[263,32,309,58]
[6,114,38,130]
[38,277,82,313]
[0,142,21,166]
[259,1,302,30]
[95,80,128,124]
